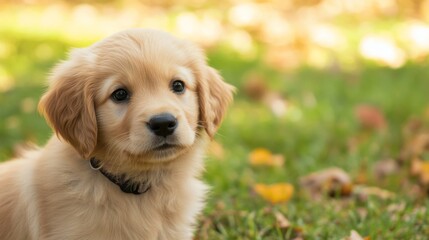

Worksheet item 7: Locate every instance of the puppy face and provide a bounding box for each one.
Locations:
[94,49,199,163]
[39,29,233,166]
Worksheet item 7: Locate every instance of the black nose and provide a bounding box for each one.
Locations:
[147,113,178,137]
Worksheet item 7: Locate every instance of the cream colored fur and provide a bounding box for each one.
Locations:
[0,29,233,240]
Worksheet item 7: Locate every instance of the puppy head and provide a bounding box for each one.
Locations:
[39,29,233,164]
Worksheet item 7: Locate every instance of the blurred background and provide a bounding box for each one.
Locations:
[1,0,429,239]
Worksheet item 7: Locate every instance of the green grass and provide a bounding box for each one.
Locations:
[1,32,429,239]
[201,59,429,239]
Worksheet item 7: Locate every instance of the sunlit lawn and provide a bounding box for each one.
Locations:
[1,28,429,240]
[203,54,429,238]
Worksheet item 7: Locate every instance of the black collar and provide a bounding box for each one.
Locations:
[89,158,151,195]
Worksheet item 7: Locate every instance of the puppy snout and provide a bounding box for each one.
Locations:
[147,113,178,137]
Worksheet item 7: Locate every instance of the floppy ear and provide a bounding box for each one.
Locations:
[198,67,234,138]
[38,49,97,159]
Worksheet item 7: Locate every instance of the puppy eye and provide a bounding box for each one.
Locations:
[111,88,130,103]
[171,80,185,94]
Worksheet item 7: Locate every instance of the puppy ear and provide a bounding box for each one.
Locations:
[198,67,234,138]
[38,49,97,159]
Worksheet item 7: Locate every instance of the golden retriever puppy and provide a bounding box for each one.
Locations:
[0,29,233,240]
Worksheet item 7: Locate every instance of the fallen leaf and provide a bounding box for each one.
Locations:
[387,202,406,214]
[419,162,429,185]
[373,158,400,179]
[400,133,429,161]
[353,185,395,200]
[253,183,294,204]
[350,230,364,240]
[410,158,429,186]
[355,105,387,130]
[242,72,291,117]
[274,211,291,229]
[249,148,285,167]
[410,133,429,157]
[339,183,354,197]
[273,211,304,239]
[343,230,370,240]
[242,72,268,101]
[410,158,423,176]
[300,167,352,198]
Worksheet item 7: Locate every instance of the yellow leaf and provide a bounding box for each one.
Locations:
[410,159,429,185]
[253,183,294,204]
[420,162,429,184]
[249,148,284,167]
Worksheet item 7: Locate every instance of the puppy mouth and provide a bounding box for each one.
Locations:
[122,141,189,163]
[152,143,177,151]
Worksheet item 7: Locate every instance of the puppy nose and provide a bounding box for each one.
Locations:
[147,113,178,137]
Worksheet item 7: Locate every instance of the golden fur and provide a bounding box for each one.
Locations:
[0,29,233,240]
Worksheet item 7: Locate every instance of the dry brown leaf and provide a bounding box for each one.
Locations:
[410,133,429,157]
[274,211,291,229]
[350,230,364,240]
[242,73,268,101]
[300,167,352,198]
[339,183,354,197]
[401,133,429,161]
[242,72,290,117]
[373,158,399,179]
[355,105,387,130]
[253,183,294,204]
[342,230,370,240]
[410,158,423,176]
[273,211,304,239]
[353,185,395,200]
[387,202,406,214]
[249,148,285,167]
